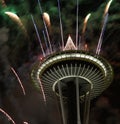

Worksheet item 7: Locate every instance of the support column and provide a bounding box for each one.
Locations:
[58,81,66,124]
[76,78,81,124]
[83,85,91,124]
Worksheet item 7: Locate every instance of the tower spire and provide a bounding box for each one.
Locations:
[64,35,77,50]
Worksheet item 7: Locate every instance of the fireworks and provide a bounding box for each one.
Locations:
[31,15,46,57]
[42,12,51,27]
[0,108,16,124]
[57,0,64,49]
[0,0,117,123]
[82,13,91,35]
[4,12,28,37]
[10,67,26,95]
[104,0,113,15]
[31,0,114,124]
[96,0,113,55]
[37,0,52,54]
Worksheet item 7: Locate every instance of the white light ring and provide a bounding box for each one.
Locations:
[51,75,93,98]
[52,75,93,92]
[37,53,108,77]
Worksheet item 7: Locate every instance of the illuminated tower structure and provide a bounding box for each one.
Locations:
[31,36,113,124]
[31,0,113,124]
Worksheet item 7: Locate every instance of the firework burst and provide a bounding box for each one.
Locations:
[0,0,118,124]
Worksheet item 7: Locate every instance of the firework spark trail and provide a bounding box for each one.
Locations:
[82,13,91,35]
[5,12,23,27]
[37,0,52,54]
[10,67,26,95]
[81,13,91,50]
[37,76,46,104]
[76,0,79,48]
[42,30,49,54]
[96,0,113,55]
[57,0,64,49]
[37,0,43,13]
[5,12,28,38]
[0,108,16,124]
[31,15,45,57]
[96,13,108,55]
[104,0,113,16]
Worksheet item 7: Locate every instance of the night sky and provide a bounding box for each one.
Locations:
[0,0,120,124]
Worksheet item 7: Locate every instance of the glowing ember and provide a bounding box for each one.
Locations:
[43,12,51,27]
[4,12,28,38]
[37,0,52,54]
[5,12,21,23]
[104,0,113,15]
[84,43,88,51]
[82,13,91,34]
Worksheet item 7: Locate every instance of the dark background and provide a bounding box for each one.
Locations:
[0,0,120,124]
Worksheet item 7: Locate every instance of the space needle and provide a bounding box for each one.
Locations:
[31,0,113,124]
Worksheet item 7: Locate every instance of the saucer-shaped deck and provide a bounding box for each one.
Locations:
[31,50,113,101]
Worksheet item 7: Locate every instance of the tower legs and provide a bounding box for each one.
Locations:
[58,78,91,124]
[58,81,66,124]
[76,78,82,124]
